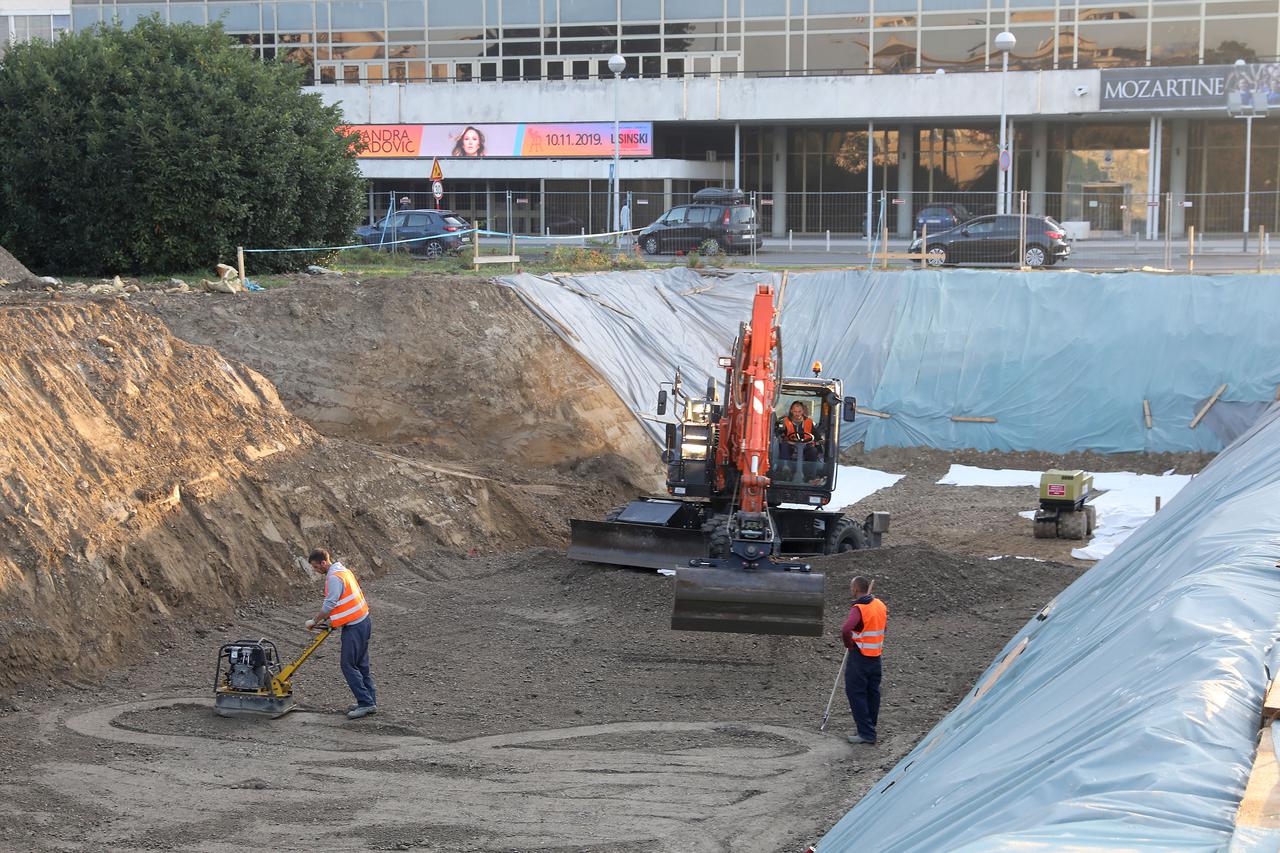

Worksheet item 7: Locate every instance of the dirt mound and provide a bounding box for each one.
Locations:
[0,300,623,688]
[145,274,659,491]
[0,245,33,283]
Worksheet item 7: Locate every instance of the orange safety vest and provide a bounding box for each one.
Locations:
[851,598,887,657]
[328,567,370,627]
[784,417,815,441]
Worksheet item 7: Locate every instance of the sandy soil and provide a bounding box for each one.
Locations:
[0,272,1210,851]
[0,543,1082,852]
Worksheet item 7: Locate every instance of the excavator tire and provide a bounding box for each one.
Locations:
[823,515,867,554]
[701,514,732,558]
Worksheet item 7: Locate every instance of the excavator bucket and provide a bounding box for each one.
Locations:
[568,519,710,570]
[671,563,825,636]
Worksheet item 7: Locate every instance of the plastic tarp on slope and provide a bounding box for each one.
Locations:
[499,268,1280,453]
[817,402,1280,852]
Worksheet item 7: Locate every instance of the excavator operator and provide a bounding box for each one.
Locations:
[778,400,823,483]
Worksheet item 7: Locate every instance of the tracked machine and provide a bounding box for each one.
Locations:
[569,281,889,637]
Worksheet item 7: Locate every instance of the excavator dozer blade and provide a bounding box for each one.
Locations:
[672,565,825,637]
[568,519,710,570]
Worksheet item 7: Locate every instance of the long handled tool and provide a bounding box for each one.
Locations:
[819,579,873,731]
[819,648,849,732]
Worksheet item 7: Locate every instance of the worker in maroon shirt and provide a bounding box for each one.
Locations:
[840,575,887,745]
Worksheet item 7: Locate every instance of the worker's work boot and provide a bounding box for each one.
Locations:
[347,704,377,719]
[847,734,875,745]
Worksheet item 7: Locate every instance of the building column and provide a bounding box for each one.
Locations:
[897,124,914,237]
[662,177,673,215]
[1030,121,1048,216]
[1146,115,1163,239]
[734,122,741,191]
[866,121,875,245]
[1169,118,1189,235]
[771,125,787,238]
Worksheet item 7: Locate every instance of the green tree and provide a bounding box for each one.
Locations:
[0,19,364,274]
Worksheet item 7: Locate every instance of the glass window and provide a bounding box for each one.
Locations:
[558,0,615,23]
[744,34,785,73]
[622,0,660,20]
[1153,3,1202,17]
[277,2,313,29]
[331,1,381,29]
[53,14,70,31]
[1078,6,1145,22]
[873,30,917,72]
[430,42,484,56]
[208,3,259,30]
[745,0,785,16]
[672,0,723,19]
[809,0,869,12]
[1150,20,1200,65]
[428,0,480,27]
[686,207,713,224]
[1009,25,1055,69]
[664,207,688,223]
[807,31,869,73]
[1076,22,1147,66]
[72,7,102,28]
[503,0,540,25]
[334,30,384,43]
[966,217,996,234]
[919,27,985,69]
[387,0,422,27]
[1204,17,1277,63]
[1203,0,1278,11]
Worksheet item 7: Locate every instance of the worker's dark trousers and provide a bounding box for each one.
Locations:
[845,651,882,742]
[340,617,377,707]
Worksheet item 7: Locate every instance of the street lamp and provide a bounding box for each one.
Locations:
[608,53,626,243]
[1228,58,1269,252]
[994,31,1016,215]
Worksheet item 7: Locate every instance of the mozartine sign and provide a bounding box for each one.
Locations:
[1100,63,1279,111]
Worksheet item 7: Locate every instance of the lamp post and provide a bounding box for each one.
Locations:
[1228,58,1268,252]
[994,31,1016,215]
[608,53,626,244]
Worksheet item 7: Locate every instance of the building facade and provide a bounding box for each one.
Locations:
[64,0,1280,237]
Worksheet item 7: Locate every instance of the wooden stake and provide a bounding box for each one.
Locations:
[1143,399,1152,429]
[236,246,246,284]
[1189,383,1228,429]
[1187,225,1195,274]
[1155,496,1162,512]
[951,416,997,423]
[856,406,891,419]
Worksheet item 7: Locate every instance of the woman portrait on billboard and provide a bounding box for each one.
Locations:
[451,126,486,157]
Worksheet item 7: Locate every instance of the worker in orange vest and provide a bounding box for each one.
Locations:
[840,575,886,744]
[306,548,377,719]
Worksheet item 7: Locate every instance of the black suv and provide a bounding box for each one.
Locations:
[638,188,762,255]
[908,214,1071,268]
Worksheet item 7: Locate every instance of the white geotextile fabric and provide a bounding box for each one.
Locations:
[817,403,1280,851]
[936,464,1193,561]
[779,465,903,512]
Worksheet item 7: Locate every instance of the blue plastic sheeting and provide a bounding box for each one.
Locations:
[500,268,1280,454]
[817,402,1280,851]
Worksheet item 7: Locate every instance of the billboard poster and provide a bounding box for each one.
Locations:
[341,122,654,158]
[1098,63,1280,111]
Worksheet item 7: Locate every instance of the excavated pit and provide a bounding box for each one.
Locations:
[0,272,1215,851]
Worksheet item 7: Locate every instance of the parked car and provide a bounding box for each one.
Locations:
[637,188,762,255]
[908,214,1070,268]
[356,209,471,258]
[914,203,973,236]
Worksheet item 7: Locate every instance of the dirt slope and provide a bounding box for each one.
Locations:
[0,244,33,283]
[0,299,633,688]
[145,274,658,490]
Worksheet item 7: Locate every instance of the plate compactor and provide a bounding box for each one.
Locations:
[213,625,332,718]
[1033,469,1097,540]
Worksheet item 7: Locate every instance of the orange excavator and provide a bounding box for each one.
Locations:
[569,281,889,637]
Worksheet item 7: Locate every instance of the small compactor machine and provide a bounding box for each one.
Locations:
[1033,469,1097,540]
